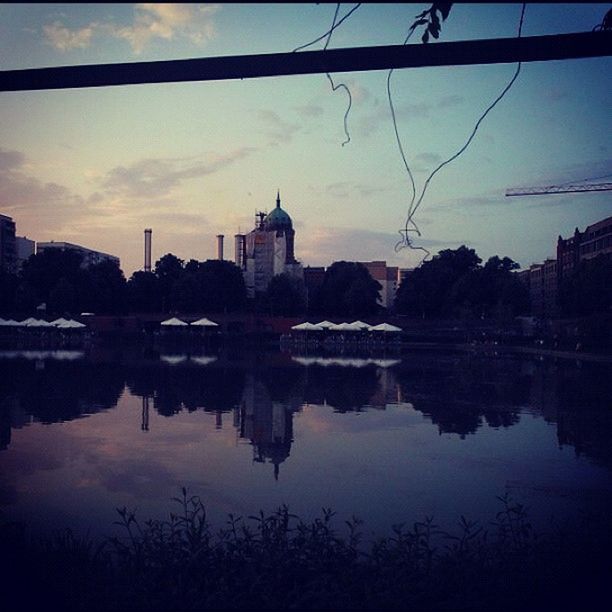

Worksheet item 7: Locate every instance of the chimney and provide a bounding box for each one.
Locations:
[235,234,246,269]
[144,228,152,272]
[217,234,224,260]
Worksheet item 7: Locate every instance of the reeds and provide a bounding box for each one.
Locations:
[1,489,609,610]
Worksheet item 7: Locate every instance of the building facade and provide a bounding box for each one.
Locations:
[238,192,303,298]
[359,261,400,309]
[0,213,17,273]
[36,241,120,268]
[557,215,612,285]
[15,236,35,270]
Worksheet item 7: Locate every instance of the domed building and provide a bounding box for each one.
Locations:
[237,191,303,298]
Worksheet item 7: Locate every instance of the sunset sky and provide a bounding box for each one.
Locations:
[0,3,610,277]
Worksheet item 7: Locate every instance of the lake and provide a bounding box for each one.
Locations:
[1,346,611,543]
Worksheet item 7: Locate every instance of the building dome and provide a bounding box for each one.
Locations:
[263,191,292,231]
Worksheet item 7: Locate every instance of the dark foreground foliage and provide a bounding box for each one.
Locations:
[1,490,610,610]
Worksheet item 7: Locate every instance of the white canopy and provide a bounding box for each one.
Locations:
[30,319,55,328]
[57,319,87,329]
[160,317,188,327]
[350,320,371,330]
[291,321,323,331]
[190,356,217,366]
[0,318,20,327]
[329,322,361,332]
[369,322,402,333]
[20,317,40,326]
[160,354,188,365]
[315,320,335,329]
[50,317,70,326]
[191,317,219,327]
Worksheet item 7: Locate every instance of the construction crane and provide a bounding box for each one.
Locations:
[506,181,612,196]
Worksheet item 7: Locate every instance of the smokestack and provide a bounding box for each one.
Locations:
[217,234,224,260]
[234,234,245,269]
[144,228,152,272]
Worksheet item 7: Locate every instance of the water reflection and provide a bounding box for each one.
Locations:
[1,349,612,473]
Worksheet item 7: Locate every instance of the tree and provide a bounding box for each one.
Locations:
[154,253,184,312]
[195,259,247,313]
[48,277,77,314]
[263,273,306,316]
[81,260,126,314]
[20,248,84,308]
[0,269,18,314]
[312,261,381,317]
[395,246,481,318]
[126,271,162,313]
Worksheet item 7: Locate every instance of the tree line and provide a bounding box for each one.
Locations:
[0,245,609,318]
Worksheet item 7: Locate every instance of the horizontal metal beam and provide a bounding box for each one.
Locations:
[0,31,611,92]
[506,182,612,196]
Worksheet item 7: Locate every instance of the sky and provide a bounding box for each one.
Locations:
[0,3,610,277]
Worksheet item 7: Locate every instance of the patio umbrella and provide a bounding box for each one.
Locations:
[57,319,87,329]
[191,317,219,327]
[291,322,323,331]
[369,323,402,333]
[160,317,189,326]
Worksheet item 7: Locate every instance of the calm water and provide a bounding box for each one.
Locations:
[1,346,611,541]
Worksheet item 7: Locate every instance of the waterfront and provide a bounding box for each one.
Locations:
[1,347,611,543]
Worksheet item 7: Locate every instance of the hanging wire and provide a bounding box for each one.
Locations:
[323,4,353,147]
[292,3,362,52]
[293,4,360,147]
[393,3,527,262]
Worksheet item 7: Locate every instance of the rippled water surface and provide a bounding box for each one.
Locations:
[1,347,611,540]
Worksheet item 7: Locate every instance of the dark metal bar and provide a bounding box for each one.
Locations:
[1,31,610,92]
[506,182,612,196]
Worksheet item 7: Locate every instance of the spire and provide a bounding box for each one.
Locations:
[276,189,281,208]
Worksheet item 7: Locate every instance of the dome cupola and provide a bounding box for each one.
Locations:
[263,190,293,231]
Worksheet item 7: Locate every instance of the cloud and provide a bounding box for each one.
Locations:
[298,226,448,269]
[43,21,96,51]
[43,4,219,54]
[294,104,325,118]
[100,148,256,198]
[0,147,84,216]
[255,110,301,145]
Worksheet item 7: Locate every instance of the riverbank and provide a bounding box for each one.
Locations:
[1,491,610,610]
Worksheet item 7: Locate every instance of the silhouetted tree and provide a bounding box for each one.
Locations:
[312,261,381,316]
[0,269,18,314]
[195,259,247,313]
[20,248,84,309]
[395,246,481,318]
[126,271,162,313]
[154,253,184,312]
[81,260,126,314]
[48,277,77,314]
[262,273,306,316]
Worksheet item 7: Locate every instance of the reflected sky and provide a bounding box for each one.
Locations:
[1,349,611,540]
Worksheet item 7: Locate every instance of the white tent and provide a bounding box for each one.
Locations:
[190,356,217,366]
[29,319,55,328]
[291,322,323,331]
[191,317,219,327]
[329,322,361,332]
[350,320,371,330]
[160,317,189,327]
[160,354,188,365]
[0,318,20,327]
[51,317,71,326]
[57,319,87,329]
[369,322,402,333]
[19,317,40,326]
[315,320,335,329]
